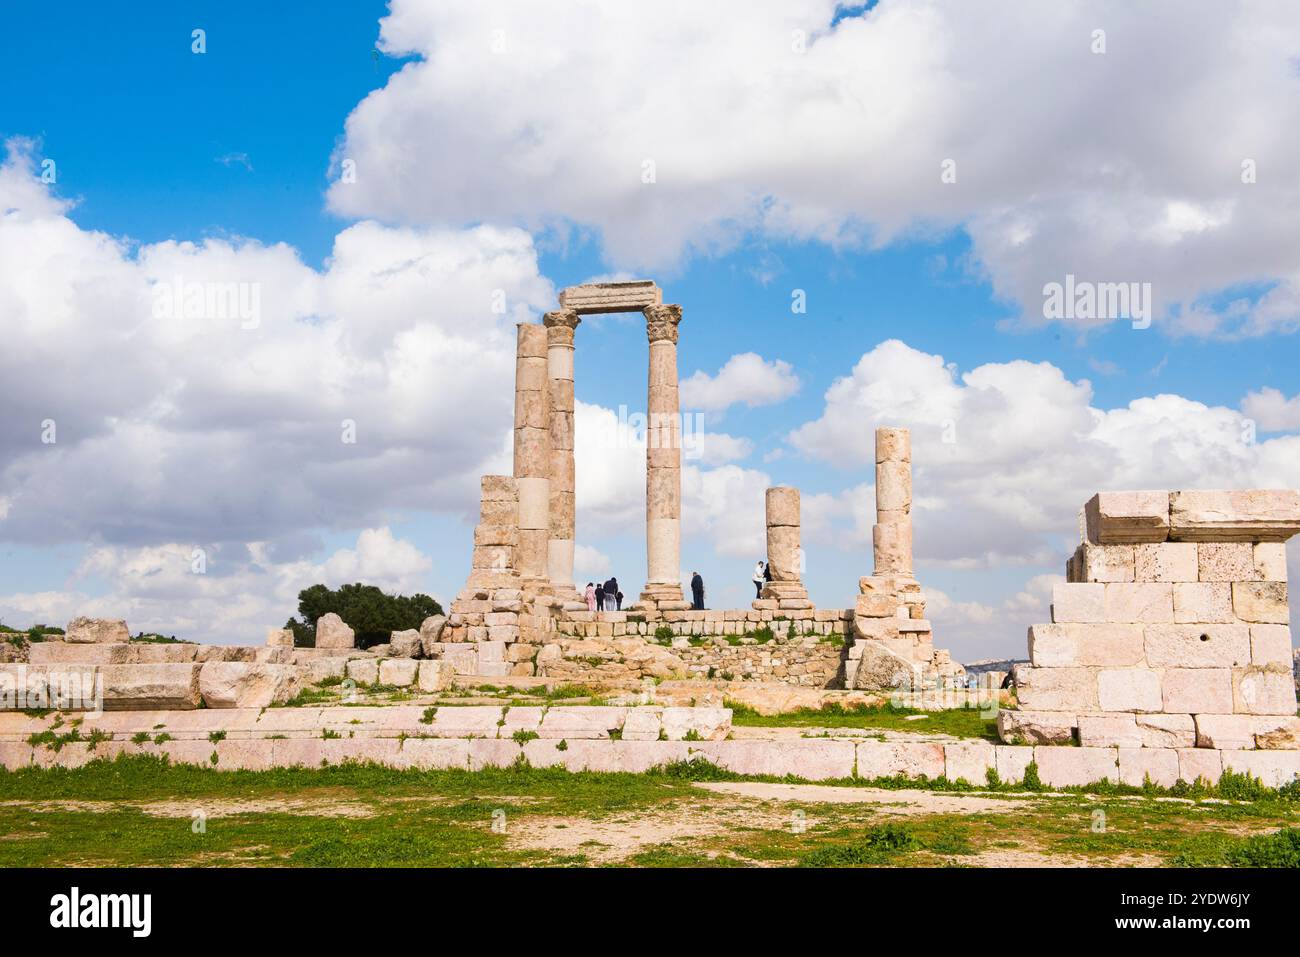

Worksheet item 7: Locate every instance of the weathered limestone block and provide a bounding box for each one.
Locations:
[765,486,800,527]
[1196,543,1255,582]
[558,280,661,314]
[1161,668,1232,713]
[1179,747,1223,785]
[660,707,730,741]
[621,709,662,741]
[1118,747,1180,788]
[342,659,377,688]
[1032,746,1119,787]
[1143,624,1250,669]
[65,617,130,644]
[855,593,901,618]
[315,613,355,650]
[479,499,518,526]
[1077,713,1141,748]
[1084,491,1170,544]
[943,740,995,784]
[1104,583,1174,623]
[419,614,447,657]
[1220,750,1300,788]
[1232,581,1290,624]
[1169,489,1300,542]
[1136,713,1197,749]
[427,706,503,738]
[1134,542,1198,583]
[997,709,1076,745]
[482,475,519,502]
[874,461,912,512]
[1078,544,1135,582]
[265,628,295,648]
[1028,623,1143,668]
[1195,714,1267,751]
[1254,716,1300,750]
[1172,583,1235,624]
[1013,665,1098,711]
[995,745,1036,784]
[388,630,423,658]
[198,662,299,709]
[872,522,912,575]
[1097,668,1163,712]
[29,642,130,665]
[851,640,918,691]
[765,525,802,582]
[1249,624,1293,668]
[417,660,456,693]
[378,658,419,688]
[855,741,945,780]
[875,427,911,463]
[1232,666,1297,715]
[1254,542,1288,582]
[101,663,201,711]
[474,524,519,547]
[1051,583,1105,623]
[538,706,627,739]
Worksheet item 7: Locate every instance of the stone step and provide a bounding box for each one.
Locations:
[4,731,1295,789]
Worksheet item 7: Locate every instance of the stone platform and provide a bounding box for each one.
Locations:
[4,703,1298,788]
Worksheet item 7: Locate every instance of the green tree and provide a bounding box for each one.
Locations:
[285,582,443,649]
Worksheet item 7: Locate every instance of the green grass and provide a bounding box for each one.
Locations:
[1,753,1297,868]
[726,700,999,740]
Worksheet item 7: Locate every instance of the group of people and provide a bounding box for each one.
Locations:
[582,560,771,613]
[583,577,623,612]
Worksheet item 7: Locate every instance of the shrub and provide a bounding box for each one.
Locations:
[284,582,443,649]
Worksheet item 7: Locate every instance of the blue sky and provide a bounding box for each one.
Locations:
[1,1,1298,659]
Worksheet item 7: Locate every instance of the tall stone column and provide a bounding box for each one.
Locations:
[873,427,913,576]
[640,304,685,606]
[543,309,580,598]
[761,486,810,607]
[513,323,551,585]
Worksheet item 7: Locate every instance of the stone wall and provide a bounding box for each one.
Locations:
[541,608,851,687]
[1000,490,1299,750]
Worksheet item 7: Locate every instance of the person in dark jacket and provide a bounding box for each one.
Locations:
[594,581,606,612]
[690,571,705,610]
[604,577,619,611]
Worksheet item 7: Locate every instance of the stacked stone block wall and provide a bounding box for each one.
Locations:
[1001,490,1299,751]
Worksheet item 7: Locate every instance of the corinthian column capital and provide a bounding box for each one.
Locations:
[644,304,682,344]
[543,309,581,346]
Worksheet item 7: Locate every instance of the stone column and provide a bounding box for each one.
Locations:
[513,323,551,584]
[761,486,810,607]
[543,309,580,598]
[640,304,684,606]
[873,427,913,576]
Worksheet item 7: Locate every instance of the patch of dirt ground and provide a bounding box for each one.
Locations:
[694,781,1045,815]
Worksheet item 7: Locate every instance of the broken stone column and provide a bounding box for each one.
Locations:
[544,309,580,599]
[513,323,551,585]
[873,427,913,576]
[639,304,686,608]
[847,426,960,691]
[467,475,519,587]
[760,486,810,608]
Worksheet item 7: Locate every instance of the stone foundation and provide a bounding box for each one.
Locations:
[5,703,1298,788]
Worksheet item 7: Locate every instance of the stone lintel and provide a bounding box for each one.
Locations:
[558,281,662,315]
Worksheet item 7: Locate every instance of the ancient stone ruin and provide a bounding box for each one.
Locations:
[999,489,1299,782]
[435,281,962,691]
[8,282,1294,788]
